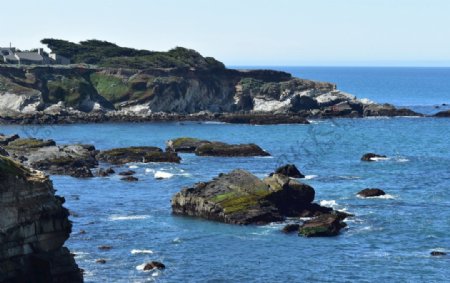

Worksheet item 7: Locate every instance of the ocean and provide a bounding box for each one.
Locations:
[1,67,449,282]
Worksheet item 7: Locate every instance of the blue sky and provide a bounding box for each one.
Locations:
[2,0,450,66]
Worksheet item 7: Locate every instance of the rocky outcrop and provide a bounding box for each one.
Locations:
[143,261,166,271]
[434,110,450,117]
[171,169,348,232]
[195,142,270,157]
[97,146,181,164]
[299,213,347,237]
[430,251,447,256]
[361,153,387,162]
[0,156,82,282]
[274,164,305,178]
[357,188,386,197]
[0,65,423,124]
[166,137,210,153]
[2,135,98,178]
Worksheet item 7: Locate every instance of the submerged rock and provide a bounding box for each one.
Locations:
[98,167,115,177]
[357,188,386,198]
[282,224,301,233]
[274,164,305,178]
[218,114,310,125]
[430,251,447,256]
[361,153,387,161]
[434,110,450,117]
[195,142,270,157]
[0,156,82,282]
[143,261,165,271]
[172,169,346,229]
[299,213,347,237]
[118,170,136,176]
[121,176,138,182]
[98,146,181,164]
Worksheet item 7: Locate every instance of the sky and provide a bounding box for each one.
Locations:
[2,0,450,66]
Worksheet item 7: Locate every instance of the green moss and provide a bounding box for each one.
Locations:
[90,73,130,102]
[211,189,272,214]
[6,138,54,149]
[0,156,29,177]
[171,137,202,148]
[299,226,330,237]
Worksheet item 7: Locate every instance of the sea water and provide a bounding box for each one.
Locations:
[1,67,449,282]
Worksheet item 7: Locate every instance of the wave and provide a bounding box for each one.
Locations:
[128,165,139,169]
[319,199,338,208]
[108,215,150,221]
[370,157,390,161]
[154,171,174,179]
[357,194,396,199]
[304,175,317,180]
[131,249,153,255]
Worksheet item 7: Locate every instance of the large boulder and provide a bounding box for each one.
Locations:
[194,142,270,157]
[274,164,305,178]
[357,188,386,198]
[0,156,82,282]
[172,169,341,227]
[166,137,210,153]
[299,213,347,237]
[434,110,450,117]
[98,146,181,164]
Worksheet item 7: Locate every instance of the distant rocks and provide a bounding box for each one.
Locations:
[98,146,181,164]
[172,169,349,236]
[361,153,387,161]
[357,188,386,198]
[143,261,166,271]
[98,245,112,251]
[166,137,270,157]
[218,114,310,125]
[363,103,422,117]
[96,259,107,264]
[118,170,136,176]
[430,251,447,256]
[274,164,305,178]
[98,167,115,177]
[121,176,138,182]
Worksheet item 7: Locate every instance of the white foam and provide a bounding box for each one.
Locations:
[145,168,155,173]
[396,157,410,163]
[319,200,338,208]
[129,165,139,169]
[109,215,150,221]
[136,263,147,271]
[131,249,153,255]
[154,171,174,179]
[370,157,390,161]
[357,194,396,199]
[172,237,182,243]
[304,175,317,180]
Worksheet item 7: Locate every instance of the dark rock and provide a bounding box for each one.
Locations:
[118,170,136,176]
[0,156,83,282]
[0,133,19,145]
[98,146,181,164]
[0,146,9,156]
[361,153,387,161]
[121,176,138,182]
[143,261,165,271]
[357,188,386,198]
[166,137,210,153]
[79,230,86,235]
[195,142,270,157]
[274,164,305,178]
[96,259,107,264]
[363,104,422,117]
[98,245,112,251]
[70,166,94,178]
[282,224,300,233]
[434,110,450,117]
[299,213,347,237]
[430,251,447,256]
[218,113,310,125]
[98,167,115,177]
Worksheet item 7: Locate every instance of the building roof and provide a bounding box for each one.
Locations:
[15,52,43,62]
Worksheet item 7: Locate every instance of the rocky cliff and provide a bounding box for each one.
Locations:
[0,156,82,282]
[0,64,419,122]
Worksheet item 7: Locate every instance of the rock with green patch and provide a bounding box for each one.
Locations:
[98,146,180,164]
[166,137,210,153]
[299,213,347,237]
[194,142,270,157]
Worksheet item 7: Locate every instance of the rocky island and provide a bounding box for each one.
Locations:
[0,39,421,125]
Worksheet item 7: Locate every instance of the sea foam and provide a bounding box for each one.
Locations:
[154,171,174,179]
[109,215,150,221]
[131,249,153,255]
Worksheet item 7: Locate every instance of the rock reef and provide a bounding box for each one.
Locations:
[0,156,82,282]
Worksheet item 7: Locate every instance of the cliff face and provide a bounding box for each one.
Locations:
[0,65,419,118]
[0,156,82,282]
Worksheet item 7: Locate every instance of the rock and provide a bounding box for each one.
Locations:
[97,146,181,164]
[357,188,386,198]
[121,176,138,182]
[166,137,210,153]
[95,259,107,264]
[0,133,19,145]
[79,230,86,234]
[282,224,300,233]
[299,213,347,237]
[98,167,115,177]
[172,170,336,225]
[430,251,447,256]
[218,114,310,125]
[0,156,83,282]
[0,146,9,156]
[195,142,270,157]
[98,245,112,251]
[363,103,422,117]
[143,261,165,271]
[118,170,136,176]
[361,153,387,161]
[274,164,305,178]
[434,110,450,117]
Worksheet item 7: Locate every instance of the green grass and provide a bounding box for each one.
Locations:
[0,156,29,177]
[90,73,129,102]
[6,138,54,149]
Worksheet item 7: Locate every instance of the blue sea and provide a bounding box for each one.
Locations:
[1,67,450,282]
